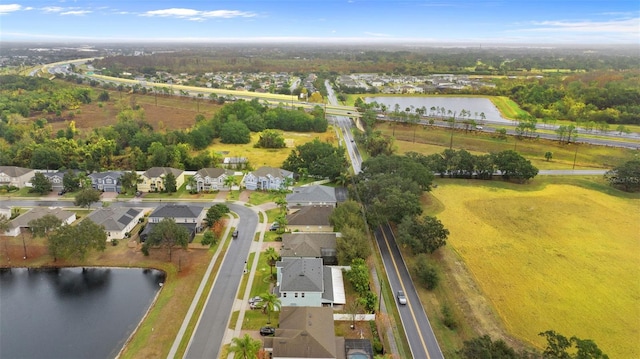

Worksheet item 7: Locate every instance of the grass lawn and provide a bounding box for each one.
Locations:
[430,179,640,358]
[379,122,638,170]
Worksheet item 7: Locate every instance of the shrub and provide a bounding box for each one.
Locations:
[442,304,457,330]
[414,254,440,290]
[111,239,119,246]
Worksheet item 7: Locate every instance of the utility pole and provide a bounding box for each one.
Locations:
[572,144,579,170]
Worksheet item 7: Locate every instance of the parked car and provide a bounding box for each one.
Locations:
[269,222,280,231]
[397,290,407,305]
[250,300,263,309]
[232,229,238,238]
[260,326,275,336]
[248,296,262,304]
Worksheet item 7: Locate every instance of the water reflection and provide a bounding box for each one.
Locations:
[0,267,164,359]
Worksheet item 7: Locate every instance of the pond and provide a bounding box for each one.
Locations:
[0,267,165,359]
[365,96,511,123]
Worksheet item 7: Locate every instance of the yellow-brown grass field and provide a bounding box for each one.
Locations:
[431,180,639,358]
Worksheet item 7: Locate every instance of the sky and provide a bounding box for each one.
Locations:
[0,0,638,44]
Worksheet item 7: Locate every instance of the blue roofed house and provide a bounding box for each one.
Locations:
[85,207,144,241]
[192,167,235,192]
[274,257,345,308]
[89,171,124,193]
[243,166,293,191]
[140,204,205,243]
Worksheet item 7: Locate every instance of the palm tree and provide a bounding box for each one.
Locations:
[264,247,280,277]
[223,175,236,191]
[275,196,288,214]
[335,172,350,187]
[274,214,287,234]
[228,334,261,359]
[187,175,198,194]
[259,292,281,324]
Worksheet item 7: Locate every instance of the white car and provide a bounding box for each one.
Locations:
[397,290,407,305]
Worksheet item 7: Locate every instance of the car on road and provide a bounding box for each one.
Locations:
[397,290,407,305]
[260,326,275,336]
[232,229,238,238]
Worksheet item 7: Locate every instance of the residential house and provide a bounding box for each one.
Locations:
[280,232,338,265]
[0,166,35,188]
[243,166,293,191]
[222,157,248,170]
[89,171,124,193]
[140,204,205,242]
[41,171,65,192]
[286,206,334,232]
[4,207,76,237]
[286,185,337,208]
[263,306,345,359]
[85,207,144,241]
[192,168,235,192]
[274,257,345,308]
[138,167,185,192]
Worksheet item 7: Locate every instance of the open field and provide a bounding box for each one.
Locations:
[430,180,640,358]
[377,122,638,170]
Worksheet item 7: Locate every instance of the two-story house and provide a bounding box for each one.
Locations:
[89,171,124,193]
[286,205,334,232]
[85,207,144,241]
[243,166,293,191]
[274,257,345,308]
[138,167,185,192]
[192,168,235,192]
[280,232,338,265]
[0,166,35,189]
[286,185,337,208]
[140,204,205,242]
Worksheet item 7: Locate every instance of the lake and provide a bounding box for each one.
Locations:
[365,96,511,123]
[0,267,165,359]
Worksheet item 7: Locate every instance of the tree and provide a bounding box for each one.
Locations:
[274,214,288,234]
[397,215,449,254]
[264,246,280,277]
[0,215,10,235]
[223,175,236,190]
[30,172,52,195]
[220,121,251,144]
[414,254,439,290]
[74,188,101,209]
[336,225,371,265]
[275,196,288,214]
[282,138,348,180]
[255,129,286,148]
[186,175,197,194]
[120,171,141,195]
[259,292,281,324]
[142,218,189,261]
[205,203,230,227]
[345,258,370,296]
[63,171,80,192]
[492,150,539,183]
[604,159,640,192]
[228,334,261,359]
[459,335,519,359]
[545,151,553,162]
[539,331,573,359]
[29,214,62,240]
[48,219,107,261]
[163,172,177,193]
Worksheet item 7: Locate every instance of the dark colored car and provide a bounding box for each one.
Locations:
[260,326,275,336]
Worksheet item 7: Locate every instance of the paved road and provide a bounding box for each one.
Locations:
[184,204,257,359]
[376,224,444,359]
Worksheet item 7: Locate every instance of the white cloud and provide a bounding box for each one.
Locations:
[142,8,256,19]
[0,4,21,14]
[41,6,64,13]
[526,17,640,35]
[61,10,92,16]
[363,31,392,37]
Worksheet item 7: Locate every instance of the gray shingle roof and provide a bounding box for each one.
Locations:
[149,204,203,219]
[278,257,324,292]
[144,167,183,178]
[10,207,75,229]
[286,206,333,226]
[0,166,33,177]
[270,306,339,358]
[286,185,337,205]
[251,166,293,179]
[89,171,124,181]
[195,167,233,178]
[85,207,142,232]
[281,233,337,258]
